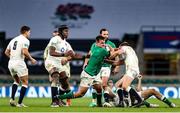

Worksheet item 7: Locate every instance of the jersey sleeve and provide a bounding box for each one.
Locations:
[22,39,30,49]
[110,41,116,48]
[49,37,58,48]
[43,45,48,60]
[90,43,96,51]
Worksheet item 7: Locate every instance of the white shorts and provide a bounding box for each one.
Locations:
[80,70,102,87]
[8,60,28,77]
[45,59,70,78]
[125,68,139,79]
[99,67,111,78]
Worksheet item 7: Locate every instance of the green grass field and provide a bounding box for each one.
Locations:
[0,98,179,112]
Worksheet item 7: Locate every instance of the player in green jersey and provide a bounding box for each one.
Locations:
[84,28,120,107]
[56,35,117,107]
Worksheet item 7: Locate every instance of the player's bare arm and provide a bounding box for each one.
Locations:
[109,47,125,60]
[112,56,120,74]
[108,49,120,60]
[104,59,124,66]
[107,45,114,52]
[136,75,143,92]
[22,48,37,64]
[83,51,91,69]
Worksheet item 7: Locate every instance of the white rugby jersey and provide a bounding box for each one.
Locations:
[119,46,139,72]
[45,35,74,61]
[6,35,29,61]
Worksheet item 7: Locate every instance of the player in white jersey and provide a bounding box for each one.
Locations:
[108,42,143,107]
[44,25,75,107]
[5,26,37,107]
[131,75,176,108]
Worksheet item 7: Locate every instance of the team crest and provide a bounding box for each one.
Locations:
[51,3,94,29]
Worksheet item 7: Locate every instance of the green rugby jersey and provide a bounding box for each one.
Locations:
[84,45,110,76]
[90,40,116,67]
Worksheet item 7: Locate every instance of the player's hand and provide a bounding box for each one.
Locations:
[30,58,37,65]
[64,50,74,57]
[61,58,68,65]
[137,74,143,80]
[114,48,119,51]
[74,53,83,59]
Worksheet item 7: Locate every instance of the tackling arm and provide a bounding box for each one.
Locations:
[83,51,91,69]
[104,59,124,66]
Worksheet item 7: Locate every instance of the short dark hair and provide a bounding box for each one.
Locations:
[58,25,68,33]
[120,41,130,46]
[100,28,108,34]
[96,35,104,41]
[20,26,30,34]
[53,30,58,33]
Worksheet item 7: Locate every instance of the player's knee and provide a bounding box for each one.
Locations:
[51,73,59,79]
[14,75,20,83]
[122,85,128,91]
[102,77,108,84]
[76,91,86,98]
[150,89,156,94]
[22,80,28,86]
[95,87,102,93]
[59,71,68,81]
[115,83,121,88]
[51,74,59,84]
[59,73,69,90]
[96,89,102,94]
[49,67,59,75]
[61,82,70,90]
[51,81,57,87]
[102,84,108,90]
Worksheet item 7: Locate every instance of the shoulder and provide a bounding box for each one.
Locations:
[120,46,131,52]
[18,35,29,43]
[50,36,59,42]
[23,37,29,43]
[106,40,116,48]
[51,36,58,40]
[91,42,96,47]
[90,42,96,50]
[65,41,71,46]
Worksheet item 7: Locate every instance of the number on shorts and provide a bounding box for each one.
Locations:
[13,41,18,50]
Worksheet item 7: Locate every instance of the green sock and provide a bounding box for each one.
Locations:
[144,101,150,107]
[92,92,97,99]
[162,97,172,106]
[58,91,74,99]
[96,93,102,107]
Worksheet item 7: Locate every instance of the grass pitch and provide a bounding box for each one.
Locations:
[0,98,179,112]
